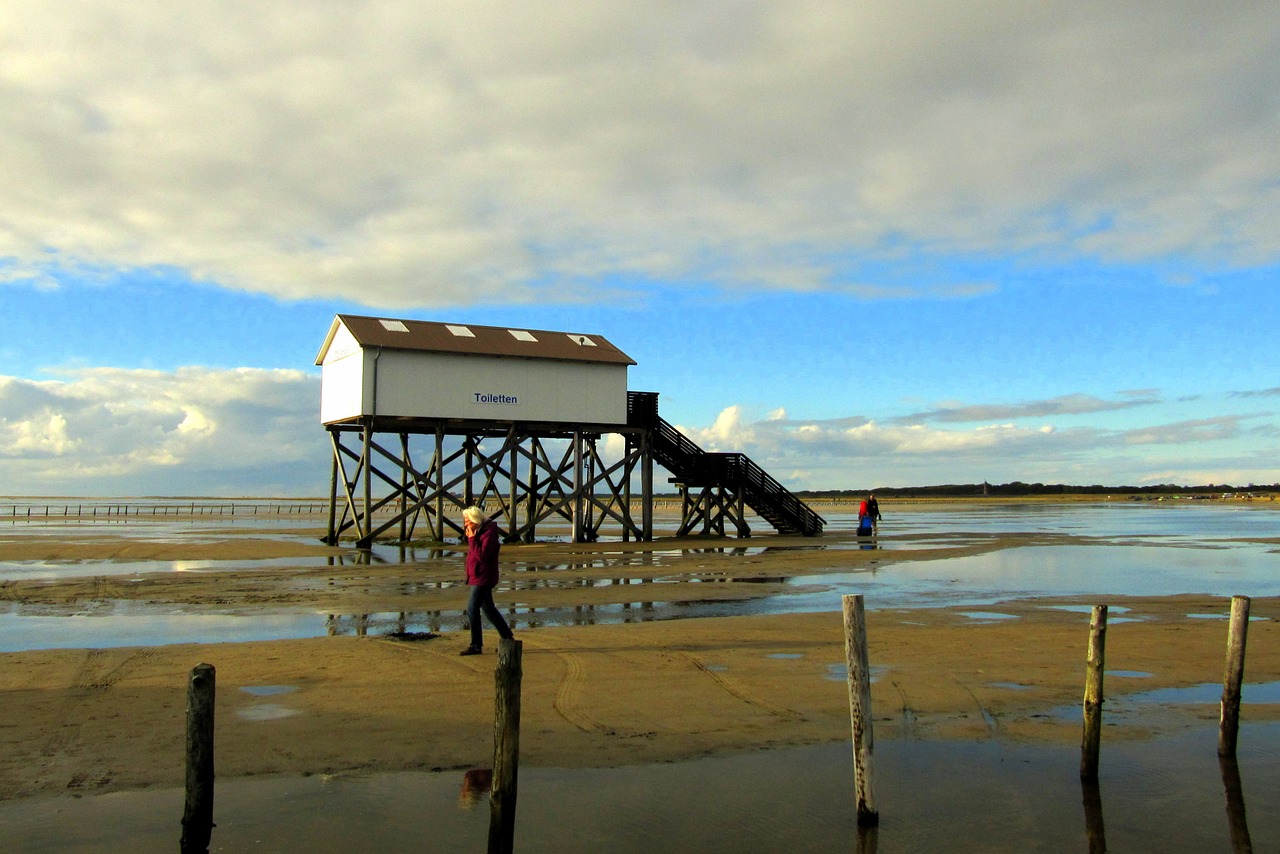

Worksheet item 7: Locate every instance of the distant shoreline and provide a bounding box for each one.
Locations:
[5,491,1274,504]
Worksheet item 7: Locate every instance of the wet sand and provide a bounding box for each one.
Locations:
[1,506,1278,803]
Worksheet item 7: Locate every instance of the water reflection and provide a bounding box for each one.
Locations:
[459,769,492,809]
[321,599,681,637]
[1081,779,1106,854]
[3,503,1279,650]
[5,728,1277,853]
[824,501,1280,541]
[787,543,1280,607]
[1220,755,1252,853]
[1039,681,1280,724]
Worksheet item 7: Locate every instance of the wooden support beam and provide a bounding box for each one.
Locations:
[320,421,658,546]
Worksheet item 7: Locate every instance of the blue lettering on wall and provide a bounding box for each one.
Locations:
[474,392,519,404]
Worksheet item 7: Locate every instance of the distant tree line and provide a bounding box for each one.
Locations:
[799,481,1280,499]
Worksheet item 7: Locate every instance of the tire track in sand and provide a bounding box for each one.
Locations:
[683,652,804,721]
[76,648,158,691]
[957,680,1000,733]
[40,649,159,791]
[551,650,613,733]
[890,680,917,737]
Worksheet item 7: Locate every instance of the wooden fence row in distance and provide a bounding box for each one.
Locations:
[3,502,326,520]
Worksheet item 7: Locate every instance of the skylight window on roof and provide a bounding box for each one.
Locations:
[379,319,409,332]
[567,334,597,347]
[509,330,538,342]
[446,325,476,338]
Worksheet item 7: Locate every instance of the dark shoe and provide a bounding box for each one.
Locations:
[460,646,483,656]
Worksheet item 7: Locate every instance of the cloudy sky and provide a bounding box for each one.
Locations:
[3,1,1278,497]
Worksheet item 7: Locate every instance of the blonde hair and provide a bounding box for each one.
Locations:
[462,506,488,526]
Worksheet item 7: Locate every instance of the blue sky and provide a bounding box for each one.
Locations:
[2,2,1278,496]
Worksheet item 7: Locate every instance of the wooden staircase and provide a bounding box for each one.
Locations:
[628,392,825,536]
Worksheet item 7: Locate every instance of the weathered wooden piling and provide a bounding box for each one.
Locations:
[488,638,522,854]
[181,663,216,854]
[842,594,878,827]
[1080,605,1107,781]
[1218,595,1251,757]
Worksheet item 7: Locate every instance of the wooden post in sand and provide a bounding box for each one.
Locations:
[1219,595,1251,757]
[181,663,216,854]
[489,638,522,854]
[1080,605,1107,781]
[842,594,879,826]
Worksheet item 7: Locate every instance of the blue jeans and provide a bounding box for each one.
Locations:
[467,584,513,649]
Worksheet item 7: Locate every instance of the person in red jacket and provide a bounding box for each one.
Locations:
[460,506,514,655]
[866,494,882,533]
[857,494,881,536]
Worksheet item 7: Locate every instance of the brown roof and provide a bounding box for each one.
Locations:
[316,314,636,366]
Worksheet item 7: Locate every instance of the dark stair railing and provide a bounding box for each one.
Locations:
[628,392,825,536]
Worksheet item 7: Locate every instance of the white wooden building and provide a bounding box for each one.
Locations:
[314,315,823,547]
[315,315,635,427]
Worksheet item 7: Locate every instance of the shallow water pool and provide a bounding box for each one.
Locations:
[2,723,1276,853]
[1,503,1277,651]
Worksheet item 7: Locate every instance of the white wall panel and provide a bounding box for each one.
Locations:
[321,347,627,425]
[319,350,370,424]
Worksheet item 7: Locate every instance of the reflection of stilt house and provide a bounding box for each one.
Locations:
[315,315,824,546]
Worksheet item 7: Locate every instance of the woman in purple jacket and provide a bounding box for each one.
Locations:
[460,506,514,655]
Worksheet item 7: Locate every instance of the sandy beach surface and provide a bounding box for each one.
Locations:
[1,501,1278,806]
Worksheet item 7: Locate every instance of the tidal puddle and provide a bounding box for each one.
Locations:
[240,685,299,697]
[1120,681,1280,705]
[786,542,1280,610]
[237,704,300,721]
[236,686,303,720]
[2,725,1276,853]
[2,599,798,651]
[1040,681,1280,723]
[825,663,887,682]
[825,501,1280,541]
[0,608,333,651]
[4,504,1278,650]
[1047,604,1132,615]
[0,555,329,581]
[5,538,1275,651]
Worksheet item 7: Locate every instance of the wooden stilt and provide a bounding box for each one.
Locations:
[842,594,879,827]
[1219,595,1251,757]
[1081,605,1108,781]
[488,639,522,854]
[180,663,216,854]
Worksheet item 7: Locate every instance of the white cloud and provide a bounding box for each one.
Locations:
[4,411,77,456]
[904,392,1160,423]
[0,367,324,495]
[3,1,1278,307]
[659,397,1277,489]
[1119,416,1241,446]
[678,405,756,450]
[176,407,216,435]
[2,366,1273,495]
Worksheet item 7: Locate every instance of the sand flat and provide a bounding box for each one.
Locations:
[1,508,1278,800]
